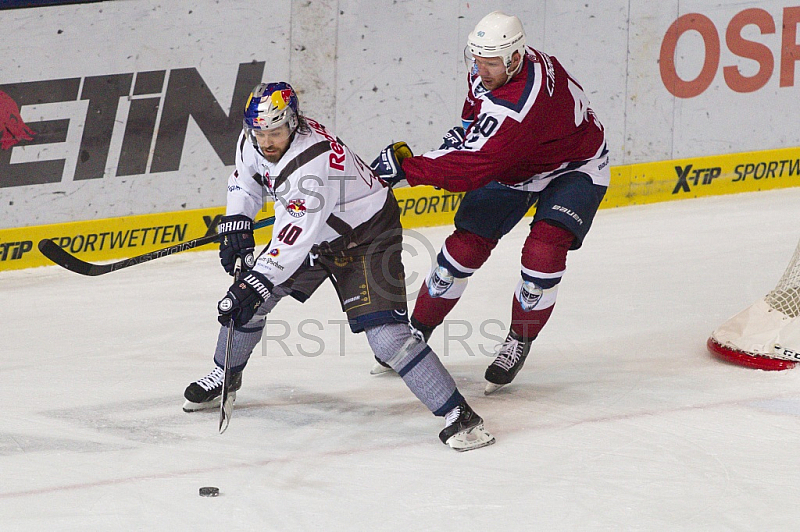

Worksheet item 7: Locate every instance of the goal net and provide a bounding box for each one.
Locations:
[708,239,800,370]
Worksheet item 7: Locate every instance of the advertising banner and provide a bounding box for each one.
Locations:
[1,0,798,272]
[606,146,800,207]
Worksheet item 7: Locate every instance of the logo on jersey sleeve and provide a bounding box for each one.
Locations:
[268,248,280,257]
[286,198,306,218]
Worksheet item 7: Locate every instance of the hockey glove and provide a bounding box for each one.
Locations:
[370,141,413,188]
[218,271,273,327]
[438,126,465,150]
[218,214,255,275]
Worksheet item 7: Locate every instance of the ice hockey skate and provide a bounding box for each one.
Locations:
[183,366,242,412]
[439,401,495,451]
[369,355,394,375]
[484,329,533,394]
[409,317,434,343]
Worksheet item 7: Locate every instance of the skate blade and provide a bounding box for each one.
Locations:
[484,382,506,395]
[182,392,235,412]
[446,424,496,452]
[369,363,395,376]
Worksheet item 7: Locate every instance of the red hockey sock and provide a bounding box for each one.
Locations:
[412,229,498,328]
[412,287,461,328]
[510,301,555,339]
[509,222,574,340]
[442,229,498,269]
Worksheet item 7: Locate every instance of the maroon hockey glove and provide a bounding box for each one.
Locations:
[218,214,255,275]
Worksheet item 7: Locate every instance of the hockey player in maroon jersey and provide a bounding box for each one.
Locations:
[372,12,610,394]
[183,82,494,450]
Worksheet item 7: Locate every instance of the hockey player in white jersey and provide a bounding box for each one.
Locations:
[182,82,494,451]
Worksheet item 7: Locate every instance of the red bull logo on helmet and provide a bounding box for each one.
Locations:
[271,89,293,110]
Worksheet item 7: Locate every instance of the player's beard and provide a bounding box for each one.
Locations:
[262,144,288,163]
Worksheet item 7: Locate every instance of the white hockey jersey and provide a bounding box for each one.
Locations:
[226,118,389,287]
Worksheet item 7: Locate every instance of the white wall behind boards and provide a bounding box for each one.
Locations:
[0,0,291,227]
[1,0,798,228]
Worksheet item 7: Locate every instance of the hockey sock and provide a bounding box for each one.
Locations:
[412,288,459,329]
[365,323,462,416]
[510,221,573,340]
[510,304,555,340]
[412,229,497,328]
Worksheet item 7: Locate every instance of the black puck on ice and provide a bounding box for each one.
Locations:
[199,486,219,497]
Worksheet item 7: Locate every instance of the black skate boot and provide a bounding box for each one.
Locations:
[484,329,534,395]
[183,366,242,412]
[439,401,495,451]
[409,316,435,343]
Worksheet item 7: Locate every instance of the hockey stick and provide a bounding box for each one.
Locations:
[38,216,276,276]
[219,256,242,434]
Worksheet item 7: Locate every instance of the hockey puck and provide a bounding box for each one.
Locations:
[199,486,219,497]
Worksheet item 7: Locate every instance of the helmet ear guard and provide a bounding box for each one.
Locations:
[243,82,300,147]
[467,11,526,76]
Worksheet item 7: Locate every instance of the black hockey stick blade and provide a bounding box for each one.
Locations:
[219,395,234,434]
[38,239,98,275]
[38,216,275,276]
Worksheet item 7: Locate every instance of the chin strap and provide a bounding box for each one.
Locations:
[502,54,524,82]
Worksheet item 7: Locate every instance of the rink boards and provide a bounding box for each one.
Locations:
[1,145,799,272]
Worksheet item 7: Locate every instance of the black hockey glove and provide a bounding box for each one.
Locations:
[370,141,413,188]
[217,214,255,275]
[218,271,273,327]
[438,126,465,150]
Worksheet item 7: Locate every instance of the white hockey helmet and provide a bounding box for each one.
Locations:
[467,11,526,76]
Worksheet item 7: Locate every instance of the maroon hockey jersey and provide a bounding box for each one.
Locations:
[403,47,609,192]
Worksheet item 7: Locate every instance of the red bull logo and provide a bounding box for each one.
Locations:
[270,89,293,110]
[286,198,306,218]
[0,90,35,150]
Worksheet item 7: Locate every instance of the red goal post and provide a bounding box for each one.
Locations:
[708,238,800,370]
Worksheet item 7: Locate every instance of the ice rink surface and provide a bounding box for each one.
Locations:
[2,188,800,531]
